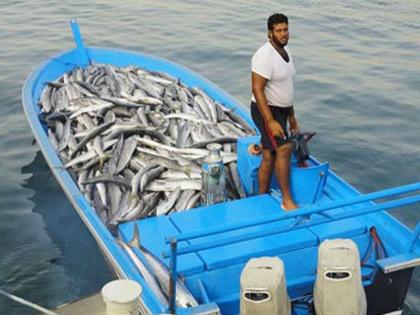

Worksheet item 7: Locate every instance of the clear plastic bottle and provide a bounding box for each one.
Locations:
[201,143,226,205]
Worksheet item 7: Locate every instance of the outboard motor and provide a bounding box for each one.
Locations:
[240,257,290,315]
[314,239,367,315]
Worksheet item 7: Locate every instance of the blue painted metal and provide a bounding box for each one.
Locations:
[22,21,420,315]
[169,238,178,314]
[236,136,329,203]
[409,222,420,252]
[70,20,90,67]
[196,279,210,304]
[311,169,327,204]
[168,195,319,271]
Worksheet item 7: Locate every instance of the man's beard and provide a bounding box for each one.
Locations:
[273,37,288,48]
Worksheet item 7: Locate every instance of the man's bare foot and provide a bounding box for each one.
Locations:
[248,143,261,155]
[281,199,298,211]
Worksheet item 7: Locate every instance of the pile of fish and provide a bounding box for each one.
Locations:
[39,62,255,229]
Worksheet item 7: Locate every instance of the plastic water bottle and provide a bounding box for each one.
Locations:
[201,143,226,205]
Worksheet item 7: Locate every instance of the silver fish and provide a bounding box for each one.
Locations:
[116,136,138,174]
[129,223,198,308]
[156,187,181,216]
[39,62,256,227]
[146,179,202,192]
[117,239,168,307]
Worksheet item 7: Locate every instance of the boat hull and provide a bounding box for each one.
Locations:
[23,44,419,315]
[366,267,414,314]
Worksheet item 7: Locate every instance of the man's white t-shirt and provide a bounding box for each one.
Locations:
[251,42,296,108]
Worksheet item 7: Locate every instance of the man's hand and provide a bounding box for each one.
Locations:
[267,119,285,138]
[290,121,300,136]
[288,107,299,136]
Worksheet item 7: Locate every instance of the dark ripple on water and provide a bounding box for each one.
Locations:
[0,1,419,314]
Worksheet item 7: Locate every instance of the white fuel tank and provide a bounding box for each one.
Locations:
[240,256,290,315]
[314,239,367,315]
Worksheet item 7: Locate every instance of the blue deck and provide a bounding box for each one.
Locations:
[118,161,379,315]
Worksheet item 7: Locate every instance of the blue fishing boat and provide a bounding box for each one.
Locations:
[22,21,419,315]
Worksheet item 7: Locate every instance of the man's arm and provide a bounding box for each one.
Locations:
[252,72,285,137]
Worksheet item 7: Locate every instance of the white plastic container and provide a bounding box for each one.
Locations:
[101,279,142,315]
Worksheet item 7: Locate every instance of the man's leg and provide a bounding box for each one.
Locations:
[258,148,274,194]
[274,142,297,210]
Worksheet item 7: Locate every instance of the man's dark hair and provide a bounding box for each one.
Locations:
[267,13,288,31]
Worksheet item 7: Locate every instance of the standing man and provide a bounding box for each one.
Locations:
[251,13,299,210]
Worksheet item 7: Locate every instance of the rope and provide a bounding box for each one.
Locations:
[0,288,60,315]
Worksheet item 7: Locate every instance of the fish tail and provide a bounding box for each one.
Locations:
[128,222,141,248]
[115,238,125,247]
[129,193,140,202]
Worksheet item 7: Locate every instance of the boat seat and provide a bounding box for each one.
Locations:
[237,136,329,205]
[307,214,367,242]
[170,195,319,271]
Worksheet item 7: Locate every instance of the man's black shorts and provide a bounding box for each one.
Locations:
[250,101,292,152]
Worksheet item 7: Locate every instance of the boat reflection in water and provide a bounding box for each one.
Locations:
[20,151,114,309]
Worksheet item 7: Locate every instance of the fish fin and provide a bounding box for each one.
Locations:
[52,166,67,171]
[99,156,105,168]
[128,222,141,248]
[107,221,119,236]
[129,193,140,202]
[99,153,112,167]
[182,165,192,178]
